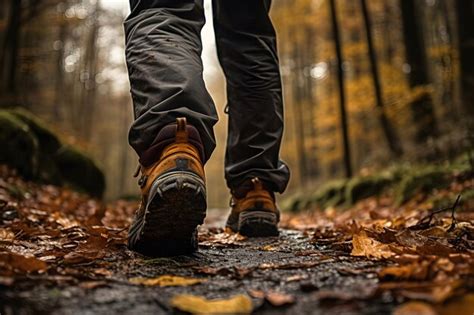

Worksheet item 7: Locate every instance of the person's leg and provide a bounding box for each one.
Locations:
[125,0,215,256]
[125,0,218,165]
[212,0,290,194]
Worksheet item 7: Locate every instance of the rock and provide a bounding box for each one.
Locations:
[53,146,105,198]
[311,179,348,208]
[395,166,450,205]
[0,108,106,198]
[9,108,61,154]
[344,175,393,205]
[0,111,39,179]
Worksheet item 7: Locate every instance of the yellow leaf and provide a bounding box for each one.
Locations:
[129,275,205,287]
[351,230,394,260]
[170,294,253,314]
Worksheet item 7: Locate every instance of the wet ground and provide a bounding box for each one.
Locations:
[1,170,473,315]
[1,210,394,315]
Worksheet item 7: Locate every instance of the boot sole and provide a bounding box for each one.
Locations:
[129,171,206,257]
[238,210,279,237]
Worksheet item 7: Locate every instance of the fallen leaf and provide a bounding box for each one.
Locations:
[439,293,474,315]
[393,301,437,315]
[248,289,265,299]
[378,261,431,280]
[0,276,14,286]
[398,280,461,303]
[0,252,47,273]
[285,274,308,282]
[79,281,108,289]
[0,228,15,241]
[199,231,247,247]
[351,230,395,259]
[265,292,295,306]
[259,260,323,270]
[260,245,278,251]
[93,268,113,277]
[170,294,253,314]
[129,275,205,287]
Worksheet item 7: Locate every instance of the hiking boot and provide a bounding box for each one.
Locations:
[128,117,207,256]
[226,177,279,237]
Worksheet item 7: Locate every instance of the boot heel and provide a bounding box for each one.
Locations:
[238,210,279,237]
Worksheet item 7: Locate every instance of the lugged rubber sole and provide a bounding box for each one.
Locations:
[238,210,279,237]
[129,171,207,257]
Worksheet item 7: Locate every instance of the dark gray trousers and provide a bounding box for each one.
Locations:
[125,0,290,193]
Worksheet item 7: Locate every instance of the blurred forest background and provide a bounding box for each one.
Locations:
[0,0,472,207]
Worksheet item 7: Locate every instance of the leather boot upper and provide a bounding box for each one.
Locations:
[136,117,205,202]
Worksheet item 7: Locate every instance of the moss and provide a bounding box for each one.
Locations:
[9,108,62,154]
[344,174,393,205]
[280,192,307,212]
[0,112,39,178]
[53,146,105,198]
[395,166,451,205]
[0,109,106,198]
[310,179,348,209]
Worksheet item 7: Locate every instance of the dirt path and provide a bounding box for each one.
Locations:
[2,209,391,315]
[1,169,473,314]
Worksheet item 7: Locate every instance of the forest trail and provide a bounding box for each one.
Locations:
[0,166,473,315]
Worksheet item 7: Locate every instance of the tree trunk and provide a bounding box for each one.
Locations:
[292,41,309,185]
[400,0,439,143]
[79,3,100,141]
[329,0,352,178]
[54,16,67,122]
[455,0,474,121]
[0,0,22,101]
[361,0,403,156]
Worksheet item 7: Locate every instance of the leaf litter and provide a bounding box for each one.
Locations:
[0,164,473,313]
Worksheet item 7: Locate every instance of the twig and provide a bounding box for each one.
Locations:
[411,194,462,230]
[447,195,461,232]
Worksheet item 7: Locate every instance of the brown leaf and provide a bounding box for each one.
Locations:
[351,231,395,259]
[378,261,431,280]
[79,281,108,289]
[170,294,253,314]
[388,280,462,303]
[248,289,266,299]
[265,292,296,306]
[0,228,15,241]
[439,293,474,315]
[259,260,325,270]
[63,235,107,264]
[0,252,47,273]
[0,276,14,286]
[199,231,247,247]
[393,301,437,315]
[93,268,113,277]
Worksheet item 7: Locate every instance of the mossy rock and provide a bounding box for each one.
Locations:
[0,112,39,178]
[280,192,307,212]
[0,108,106,198]
[9,108,62,154]
[395,166,451,205]
[310,179,348,209]
[344,174,393,205]
[53,146,105,198]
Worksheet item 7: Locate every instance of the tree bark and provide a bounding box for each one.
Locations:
[329,0,352,178]
[361,0,403,156]
[0,0,22,100]
[400,0,439,143]
[455,0,474,121]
